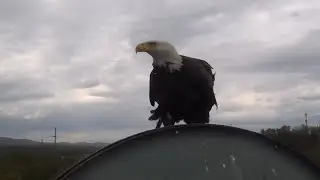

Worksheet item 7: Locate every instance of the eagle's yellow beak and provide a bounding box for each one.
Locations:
[135,42,156,53]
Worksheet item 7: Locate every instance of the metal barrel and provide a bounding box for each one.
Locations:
[54,124,320,180]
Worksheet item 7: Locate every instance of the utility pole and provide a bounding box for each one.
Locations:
[53,128,57,144]
[305,113,311,135]
[305,113,308,127]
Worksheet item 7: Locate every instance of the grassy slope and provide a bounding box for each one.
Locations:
[0,144,99,180]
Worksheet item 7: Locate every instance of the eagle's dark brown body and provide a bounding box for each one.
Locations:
[149,55,218,128]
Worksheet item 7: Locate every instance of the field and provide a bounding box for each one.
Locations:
[0,144,99,180]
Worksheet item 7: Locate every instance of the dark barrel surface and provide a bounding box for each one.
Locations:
[54,124,320,180]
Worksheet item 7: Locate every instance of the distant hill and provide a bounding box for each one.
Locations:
[0,137,40,146]
[58,141,109,148]
[0,137,109,148]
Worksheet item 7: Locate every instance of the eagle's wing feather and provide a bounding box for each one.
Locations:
[149,69,155,106]
[180,55,218,110]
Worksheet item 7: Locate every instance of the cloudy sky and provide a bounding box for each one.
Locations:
[1,0,320,143]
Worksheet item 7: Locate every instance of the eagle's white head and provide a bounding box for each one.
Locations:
[135,40,183,72]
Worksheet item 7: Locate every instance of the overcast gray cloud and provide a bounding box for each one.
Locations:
[1,0,320,143]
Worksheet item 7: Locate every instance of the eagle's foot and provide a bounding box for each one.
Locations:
[148,108,160,121]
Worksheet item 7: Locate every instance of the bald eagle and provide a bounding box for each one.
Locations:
[135,40,218,128]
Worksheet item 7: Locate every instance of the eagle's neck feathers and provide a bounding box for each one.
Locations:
[151,53,183,73]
